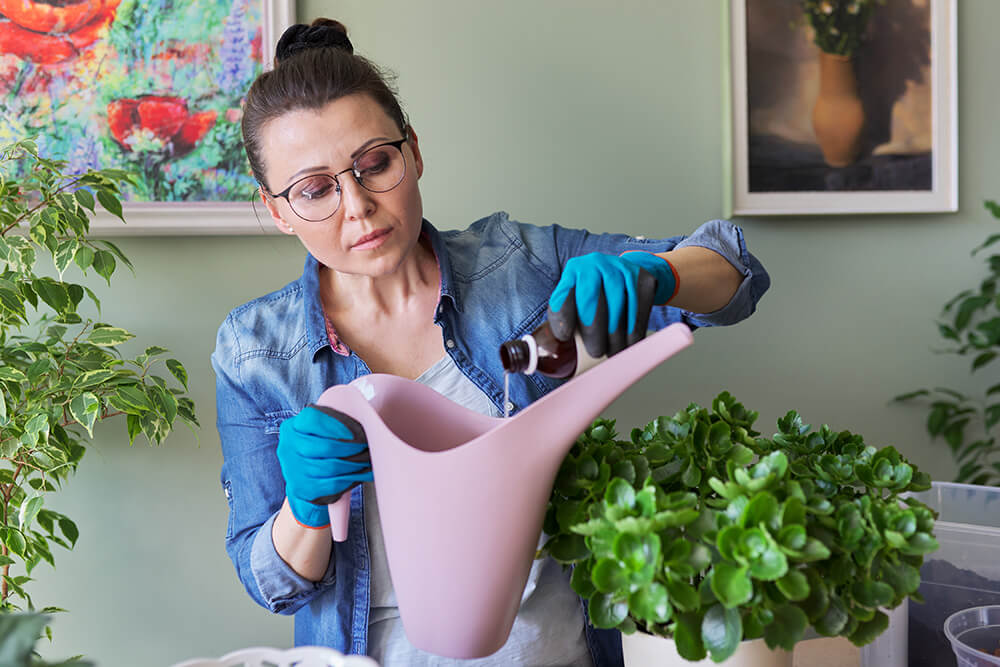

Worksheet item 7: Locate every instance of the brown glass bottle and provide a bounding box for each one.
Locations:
[499,321,600,379]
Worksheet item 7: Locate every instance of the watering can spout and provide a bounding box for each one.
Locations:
[315,322,694,658]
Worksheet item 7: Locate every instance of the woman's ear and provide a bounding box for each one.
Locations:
[406,125,423,179]
[260,188,295,235]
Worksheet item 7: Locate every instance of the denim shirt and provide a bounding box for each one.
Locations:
[212,212,770,664]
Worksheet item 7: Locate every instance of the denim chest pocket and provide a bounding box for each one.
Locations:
[264,409,295,435]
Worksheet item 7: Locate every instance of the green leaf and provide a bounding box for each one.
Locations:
[592,558,628,593]
[814,596,849,636]
[24,413,49,437]
[973,351,998,371]
[547,534,589,563]
[589,592,628,628]
[629,582,671,623]
[800,538,832,562]
[3,527,27,557]
[32,278,69,314]
[18,495,43,529]
[0,285,26,320]
[744,530,788,581]
[96,188,124,220]
[763,604,808,651]
[743,492,780,531]
[74,369,116,388]
[927,405,948,436]
[570,562,595,598]
[664,579,700,612]
[54,240,77,277]
[92,249,116,285]
[682,460,701,487]
[710,562,753,608]
[605,478,635,509]
[776,569,811,601]
[126,413,142,445]
[849,610,890,646]
[97,239,134,272]
[69,392,100,437]
[74,244,95,272]
[673,613,707,661]
[75,188,95,211]
[0,366,27,383]
[87,326,134,347]
[58,517,79,546]
[702,603,742,663]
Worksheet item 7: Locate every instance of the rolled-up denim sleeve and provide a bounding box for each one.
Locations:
[212,315,336,615]
[250,512,337,613]
[673,219,770,326]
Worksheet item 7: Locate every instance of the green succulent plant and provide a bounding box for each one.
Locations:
[541,392,937,663]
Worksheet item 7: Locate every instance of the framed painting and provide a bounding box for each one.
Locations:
[0,0,295,234]
[726,0,957,216]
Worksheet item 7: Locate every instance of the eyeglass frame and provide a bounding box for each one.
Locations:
[260,132,410,222]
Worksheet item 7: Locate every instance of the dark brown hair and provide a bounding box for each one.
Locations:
[241,18,408,190]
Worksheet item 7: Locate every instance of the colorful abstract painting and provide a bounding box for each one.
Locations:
[0,0,268,203]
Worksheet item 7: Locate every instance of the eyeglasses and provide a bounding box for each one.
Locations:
[263,135,408,222]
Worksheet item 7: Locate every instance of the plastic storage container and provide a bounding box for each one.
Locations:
[944,605,1000,666]
[907,482,1000,667]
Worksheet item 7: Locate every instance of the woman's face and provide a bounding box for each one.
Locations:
[259,93,424,276]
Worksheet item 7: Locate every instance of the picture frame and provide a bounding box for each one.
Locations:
[0,0,295,235]
[725,0,958,216]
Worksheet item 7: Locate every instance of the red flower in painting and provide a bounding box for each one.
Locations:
[107,95,218,159]
[0,0,121,65]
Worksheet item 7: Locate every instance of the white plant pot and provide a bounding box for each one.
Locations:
[622,632,792,667]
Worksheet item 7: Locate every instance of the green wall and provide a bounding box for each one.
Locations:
[33,1,1000,664]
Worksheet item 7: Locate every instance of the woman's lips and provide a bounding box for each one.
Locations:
[352,228,392,250]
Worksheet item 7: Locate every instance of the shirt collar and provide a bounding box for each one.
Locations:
[302,219,462,361]
[421,219,462,314]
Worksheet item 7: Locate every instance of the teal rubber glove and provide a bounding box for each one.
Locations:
[547,251,677,358]
[276,404,373,528]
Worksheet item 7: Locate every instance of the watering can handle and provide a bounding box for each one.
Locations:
[327,495,351,542]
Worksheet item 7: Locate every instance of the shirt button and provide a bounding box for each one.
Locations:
[505,401,515,413]
[446,339,456,349]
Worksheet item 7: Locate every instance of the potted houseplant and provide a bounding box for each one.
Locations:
[895,200,1000,488]
[541,391,938,665]
[0,612,90,666]
[801,0,882,167]
[0,138,197,643]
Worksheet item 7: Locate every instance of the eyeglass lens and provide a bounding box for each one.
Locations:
[287,142,406,221]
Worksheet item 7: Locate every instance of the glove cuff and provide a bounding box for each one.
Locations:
[288,496,332,529]
[620,250,679,305]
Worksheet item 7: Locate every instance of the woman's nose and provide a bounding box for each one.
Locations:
[338,174,376,221]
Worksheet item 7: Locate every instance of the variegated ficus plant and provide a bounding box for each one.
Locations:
[542,391,937,663]
[0,139,197,629]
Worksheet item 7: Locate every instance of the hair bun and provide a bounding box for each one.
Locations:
[275,19,353,63]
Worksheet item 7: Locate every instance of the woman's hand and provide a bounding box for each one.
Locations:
[547,251,677,358]
[276,405,373,528]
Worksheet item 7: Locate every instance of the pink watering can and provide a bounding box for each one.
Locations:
[314,322,694,659]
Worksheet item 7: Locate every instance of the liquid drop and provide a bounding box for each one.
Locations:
[503,371,510,418]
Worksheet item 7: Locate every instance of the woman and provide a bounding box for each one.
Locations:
[212,18,770,666]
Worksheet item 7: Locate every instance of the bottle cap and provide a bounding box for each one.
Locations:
[498,335,538,374]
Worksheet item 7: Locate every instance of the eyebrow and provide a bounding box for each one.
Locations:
[281,136,393,188]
